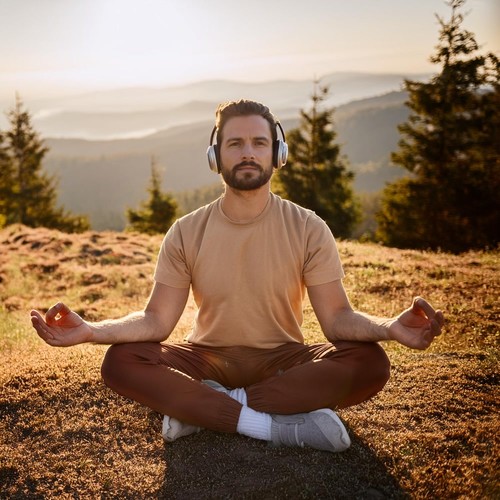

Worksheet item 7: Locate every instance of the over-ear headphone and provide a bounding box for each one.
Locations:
[206,122,288,173]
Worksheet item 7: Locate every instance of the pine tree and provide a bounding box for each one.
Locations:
[377,0,499,252]
[126,158,178,234]
[0,131,12,228]
[1,95,89,232]
[274,82,360,238]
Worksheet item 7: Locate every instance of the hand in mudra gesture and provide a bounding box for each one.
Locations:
[388,297,444,350]
[31,302,92,347]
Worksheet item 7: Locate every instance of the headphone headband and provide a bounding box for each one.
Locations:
[276,122,286,143]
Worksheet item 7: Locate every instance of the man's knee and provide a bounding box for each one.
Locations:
[336,340,391,390]
[361,342,391,390]
[101,343,129,390]
[101,342,159,390]
[333,341,391,408]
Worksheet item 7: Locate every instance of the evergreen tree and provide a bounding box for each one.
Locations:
[0,131,11,228]
[175,182,224,216]
[1,95,89,232]
[126,158,178,234]
[377,0,499,252]
[274,82,360,238]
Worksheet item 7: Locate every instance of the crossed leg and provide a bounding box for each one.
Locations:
[101,340,390,433]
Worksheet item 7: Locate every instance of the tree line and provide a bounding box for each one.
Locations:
[1,0,497,252]
[0,96,90,233]
[376,0,499,252]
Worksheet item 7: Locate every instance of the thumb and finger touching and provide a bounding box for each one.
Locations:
[45,302,71,325]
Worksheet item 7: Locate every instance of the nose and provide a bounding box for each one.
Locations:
[241,142,255,159]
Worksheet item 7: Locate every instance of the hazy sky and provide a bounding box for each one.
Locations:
[1,0,498,100]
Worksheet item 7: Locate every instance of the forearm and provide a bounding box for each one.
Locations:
[325,308,393,343]
[89,310,169,344]
[309,282,443,350]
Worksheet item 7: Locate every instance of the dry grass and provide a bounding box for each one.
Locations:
[0,224,498,499]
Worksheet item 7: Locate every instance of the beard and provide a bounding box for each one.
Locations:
[220,161,273,191]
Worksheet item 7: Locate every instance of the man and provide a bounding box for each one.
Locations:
[31,99,444,453]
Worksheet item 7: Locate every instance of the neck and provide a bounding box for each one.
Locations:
[221,184,271,222]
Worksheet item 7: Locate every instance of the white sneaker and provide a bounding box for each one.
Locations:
[162,416,201,442]
[161,379,230,442]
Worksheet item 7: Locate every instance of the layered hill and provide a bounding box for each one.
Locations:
[43,91,410,229]
[2,73,427,230]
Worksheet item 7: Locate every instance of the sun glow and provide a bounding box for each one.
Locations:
[0,0,498,101]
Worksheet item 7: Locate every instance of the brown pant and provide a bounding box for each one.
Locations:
[101,341,390,433]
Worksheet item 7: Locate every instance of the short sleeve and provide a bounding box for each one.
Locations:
[302,215,345,286]
[153,221,192,288]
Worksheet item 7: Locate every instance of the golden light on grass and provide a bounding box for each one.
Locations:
[0,224,498,497]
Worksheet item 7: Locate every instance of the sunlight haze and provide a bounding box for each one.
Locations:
[0,0,498,101]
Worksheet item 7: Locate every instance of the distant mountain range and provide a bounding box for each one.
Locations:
[1,72,428,230]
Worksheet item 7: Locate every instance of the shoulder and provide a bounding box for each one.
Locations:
[271,194,329,231]
[272,194,315,220]
[160,198,219,249]
[175,198,220,231]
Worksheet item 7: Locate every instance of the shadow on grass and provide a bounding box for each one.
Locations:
[160,427,410,499]
[1,370,409,499]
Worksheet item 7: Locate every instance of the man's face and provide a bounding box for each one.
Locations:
[219,115,274,191]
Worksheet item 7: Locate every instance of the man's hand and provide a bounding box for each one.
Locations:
[388,297,444,350]
[30,302,93,347]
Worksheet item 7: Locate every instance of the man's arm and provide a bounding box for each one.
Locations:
[30,282,189,347]
[307,280,444,350]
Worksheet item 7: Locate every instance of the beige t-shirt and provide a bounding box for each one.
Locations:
[154,193,344,348]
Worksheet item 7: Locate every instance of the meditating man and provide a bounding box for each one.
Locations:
[31,99,444,452]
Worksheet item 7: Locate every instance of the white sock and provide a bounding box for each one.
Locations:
[236,406,272,441]
[228,387,247,406]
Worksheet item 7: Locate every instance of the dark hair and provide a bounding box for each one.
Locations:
[215,99,277,144]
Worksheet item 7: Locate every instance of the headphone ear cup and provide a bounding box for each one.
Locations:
[273,140,288,169]
[207,144,220,173]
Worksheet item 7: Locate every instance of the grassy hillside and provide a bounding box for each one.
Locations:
[0,225,498,498]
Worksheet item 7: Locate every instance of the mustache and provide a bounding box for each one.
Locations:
[235,161,261,169]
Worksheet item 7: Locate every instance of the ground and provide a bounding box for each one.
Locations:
[0,225,498,499]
